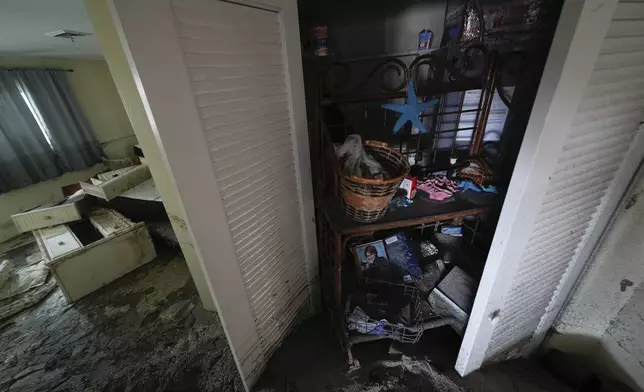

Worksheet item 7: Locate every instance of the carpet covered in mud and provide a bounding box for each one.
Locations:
[0,239,573,392]
[0,244,244,392]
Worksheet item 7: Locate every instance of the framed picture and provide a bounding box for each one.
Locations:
[353,240,389,275]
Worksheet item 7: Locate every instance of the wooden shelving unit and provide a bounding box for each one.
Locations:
[306,48,503,365]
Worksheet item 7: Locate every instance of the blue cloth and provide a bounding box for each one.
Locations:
[458,180,498,194]
[382,80,439,134]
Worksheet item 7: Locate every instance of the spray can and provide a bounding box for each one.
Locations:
[312,25,328,57]
[418,29,434,50]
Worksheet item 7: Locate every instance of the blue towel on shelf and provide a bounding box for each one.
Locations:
[458,180,498,194]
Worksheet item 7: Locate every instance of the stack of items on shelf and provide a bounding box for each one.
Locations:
[417,176,460,201]
[334,136,502,221]
[389,157,499,209]
[9,164,156,303]
[346,229,479,342]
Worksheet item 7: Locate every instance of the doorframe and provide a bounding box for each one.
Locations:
[101,0,317,388]
[455,0,620,376]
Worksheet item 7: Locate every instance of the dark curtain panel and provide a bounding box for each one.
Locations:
[15,70,103,172]
[0,69,103,193]
[0,72,62,191]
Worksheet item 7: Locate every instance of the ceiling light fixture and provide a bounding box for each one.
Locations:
[45,30,92,42]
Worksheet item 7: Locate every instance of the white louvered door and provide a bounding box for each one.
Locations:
[173,0,312,378]
[105,0,317,389]
[457,0,644,375]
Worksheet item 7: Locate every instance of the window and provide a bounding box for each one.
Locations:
[0,70,102,193]
[15,80,54,149]
[435,87,514,151]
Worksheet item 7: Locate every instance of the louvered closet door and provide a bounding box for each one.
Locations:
[103,0,316,389]
[456,0,644,375]
[172,0,310,383]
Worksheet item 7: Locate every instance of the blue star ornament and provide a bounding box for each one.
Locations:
[382,80,438,134]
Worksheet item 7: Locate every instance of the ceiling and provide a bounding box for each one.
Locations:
[0,0,102,59]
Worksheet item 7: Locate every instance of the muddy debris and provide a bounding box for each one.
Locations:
[0,250,244,392]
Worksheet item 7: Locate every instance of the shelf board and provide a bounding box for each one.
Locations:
[319,190,499,236]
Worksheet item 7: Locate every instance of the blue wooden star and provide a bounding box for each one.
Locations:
[382,80,438,134]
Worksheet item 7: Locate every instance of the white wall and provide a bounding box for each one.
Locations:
[299,0,447,58]
[551,161,644,391]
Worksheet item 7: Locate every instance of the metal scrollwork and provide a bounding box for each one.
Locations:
[321,43,513,100]
[408,53,438,91]
[376,58,408,93]
[324,57,408,96]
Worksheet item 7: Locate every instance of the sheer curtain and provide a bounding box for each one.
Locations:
[0,69,102,193]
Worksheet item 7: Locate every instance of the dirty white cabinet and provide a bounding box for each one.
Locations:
[35,209,156,302]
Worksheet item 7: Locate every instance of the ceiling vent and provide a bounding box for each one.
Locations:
[45,30,92,42]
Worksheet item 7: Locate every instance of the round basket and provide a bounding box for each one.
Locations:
[339,140,410,223]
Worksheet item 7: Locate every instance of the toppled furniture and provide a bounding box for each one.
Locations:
[11,191,88,233]
[33,208,156,302]
[11,164,152,234]
[80,165,152,201]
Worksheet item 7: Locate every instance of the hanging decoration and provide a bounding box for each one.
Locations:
[382,80,438,134]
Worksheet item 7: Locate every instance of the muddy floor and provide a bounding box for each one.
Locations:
[0,242,244,392]
[1,237,573,392]
[256,317,574,392]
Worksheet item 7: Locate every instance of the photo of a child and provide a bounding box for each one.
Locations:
[355,240,389,272]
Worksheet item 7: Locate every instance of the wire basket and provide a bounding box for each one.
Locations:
[339,140,410,223]
[346,280,424,343]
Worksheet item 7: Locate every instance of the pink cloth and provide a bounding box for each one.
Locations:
[417,176,459,201]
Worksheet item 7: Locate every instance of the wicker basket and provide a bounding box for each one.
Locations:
[339,140,410,223]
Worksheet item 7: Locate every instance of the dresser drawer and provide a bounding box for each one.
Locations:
[80,165,151,201]
[36,226,82,260]
[33,208,156,303]
[11,191,86,233]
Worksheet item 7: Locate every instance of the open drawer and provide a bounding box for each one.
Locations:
[34,208,156,302]
[80,164,151,201]
[11,190,88,233]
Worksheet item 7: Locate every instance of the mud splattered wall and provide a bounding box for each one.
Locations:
[551,160,644,391]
